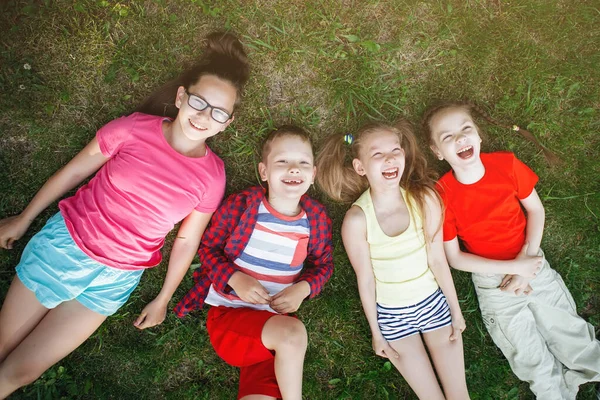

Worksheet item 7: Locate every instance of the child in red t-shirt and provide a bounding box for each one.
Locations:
[422,102,600,400]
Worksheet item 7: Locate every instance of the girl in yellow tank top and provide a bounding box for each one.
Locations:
[316,120,469,400]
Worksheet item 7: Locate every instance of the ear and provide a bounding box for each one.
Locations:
[175,86,186,109]
[258,161,268,181]
[219,114,235,133]
[311,165,317,184]
[430,145,444,161]
[352,158,366,176]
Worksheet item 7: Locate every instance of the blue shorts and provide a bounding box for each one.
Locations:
[377,288,452,341]
[16,213,144,316]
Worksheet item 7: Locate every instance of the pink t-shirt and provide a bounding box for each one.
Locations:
[59,112,226,270]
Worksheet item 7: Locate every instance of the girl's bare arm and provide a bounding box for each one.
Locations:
[0,137,108,249]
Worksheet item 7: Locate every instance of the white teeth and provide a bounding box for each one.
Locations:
[457,146,472,153]
[283,179,302,183]
[189,120,206,130]
[382,168,398,178]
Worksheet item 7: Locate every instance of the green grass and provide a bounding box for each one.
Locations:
[1,0,599,398]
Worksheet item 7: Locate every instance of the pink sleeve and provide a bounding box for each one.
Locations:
[194,169,226,213]
[512,154,539,199]
[96,114,137,157]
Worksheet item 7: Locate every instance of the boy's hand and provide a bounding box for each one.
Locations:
[372,334,399,359]
[0,215,30,249]
[228,271,271,304]
[134,297,168,329]
[450,312,466,341]
[270,281,310,314]
[514,243,543,278]
[500,274,533,296]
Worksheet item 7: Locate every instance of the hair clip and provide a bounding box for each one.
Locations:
[344,133,354,145]
[512,125,521,132]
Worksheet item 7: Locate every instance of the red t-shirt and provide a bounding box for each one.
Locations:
[436,152,538,260]
[59,113,226,270]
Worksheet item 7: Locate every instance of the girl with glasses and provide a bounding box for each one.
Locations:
[0,31,249,397]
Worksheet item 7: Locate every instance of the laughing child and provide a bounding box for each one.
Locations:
[175,125,334,400]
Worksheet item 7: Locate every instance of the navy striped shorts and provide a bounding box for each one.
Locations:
[377,288,452,341]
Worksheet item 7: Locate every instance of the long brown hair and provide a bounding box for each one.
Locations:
[135,31,250,119]
[422,101,560,164]
[316,120,441,239]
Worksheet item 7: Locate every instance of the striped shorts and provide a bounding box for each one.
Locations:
[377,288,452,341]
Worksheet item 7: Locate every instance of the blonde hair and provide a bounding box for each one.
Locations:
[422,101,560,164]
[316,120,441,239]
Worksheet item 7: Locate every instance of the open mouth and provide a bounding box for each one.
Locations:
[382,168,399,179]
[457,146,474,159]
[189,119,207,131]
[282,178,304,186]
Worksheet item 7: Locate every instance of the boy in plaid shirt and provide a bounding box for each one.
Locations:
[175,126,333,400]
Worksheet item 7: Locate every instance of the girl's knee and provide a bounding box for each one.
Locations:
[0,360,45,388]
[270,317,307,350]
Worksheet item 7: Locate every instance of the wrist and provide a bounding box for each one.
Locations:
[507,260,518,275]
[154,292,172,305]
[228,271,243,288]
[296,280,311,298]
[17,212,35,225]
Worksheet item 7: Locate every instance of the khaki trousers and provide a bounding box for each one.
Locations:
[472,252,600,400]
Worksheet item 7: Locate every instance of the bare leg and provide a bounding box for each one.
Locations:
[387,334,445,400]
[0,276,49,362]
[261,316,307,400]
[0,299,106,399]
[423,326,470,400]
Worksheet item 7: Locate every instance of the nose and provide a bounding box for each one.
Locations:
[288,163,301,173]
[455,133,466,143]
[196,107,211,119]
[384,152,396,163]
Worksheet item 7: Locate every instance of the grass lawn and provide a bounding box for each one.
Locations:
[1,0,599,398]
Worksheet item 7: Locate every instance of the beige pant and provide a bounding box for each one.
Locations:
[473,252,600,400]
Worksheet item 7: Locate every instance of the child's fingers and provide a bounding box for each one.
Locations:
[383,344,399,359]
[450,326,462,341]
[255,285,271,302]
[499,274,512,288]
[133,312,147,329]
[377,348,389,358]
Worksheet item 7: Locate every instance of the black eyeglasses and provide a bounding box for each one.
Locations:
[184,90,232,124]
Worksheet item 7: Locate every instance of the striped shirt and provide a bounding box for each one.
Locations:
[205,200,309,312]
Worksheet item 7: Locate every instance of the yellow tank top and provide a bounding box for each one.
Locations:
[353,188,439,306]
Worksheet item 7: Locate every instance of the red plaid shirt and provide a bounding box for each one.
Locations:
[174,186,334,317]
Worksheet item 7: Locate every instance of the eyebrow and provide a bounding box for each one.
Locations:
[436,119,471,136]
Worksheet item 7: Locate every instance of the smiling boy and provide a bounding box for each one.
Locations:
[175,126,334,400]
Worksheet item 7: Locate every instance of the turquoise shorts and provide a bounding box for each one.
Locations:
[16,213,144,316]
